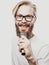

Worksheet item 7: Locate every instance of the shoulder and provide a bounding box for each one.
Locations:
[30,35,49,58]
[30,35,46,49]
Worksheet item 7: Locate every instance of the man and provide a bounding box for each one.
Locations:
[12,1,49,65]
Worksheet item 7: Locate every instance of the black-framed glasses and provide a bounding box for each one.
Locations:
[15,15,34,22]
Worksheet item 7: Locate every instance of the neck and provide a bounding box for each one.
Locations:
[27,32,34,39]
[16,30,34,39]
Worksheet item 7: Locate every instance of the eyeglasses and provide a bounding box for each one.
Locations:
[15,15,34,22]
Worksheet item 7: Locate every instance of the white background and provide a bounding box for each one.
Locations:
[0,0,49,65]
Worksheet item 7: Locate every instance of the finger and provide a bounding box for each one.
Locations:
[19,38,25,40]
[19,41,24,43]
[17,43,23,46]
[20,37,25,40]
[17,40,24,46]
[19,46,24,52]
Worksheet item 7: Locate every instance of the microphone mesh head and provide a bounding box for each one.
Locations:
[20,32,26,38]
[20,32,26,55]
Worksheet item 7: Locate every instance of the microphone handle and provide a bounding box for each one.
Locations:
[21,49,25,55]
[20,32,26,55]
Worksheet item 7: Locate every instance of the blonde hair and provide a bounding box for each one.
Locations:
[12,1,36,18]
[12,1,36,39]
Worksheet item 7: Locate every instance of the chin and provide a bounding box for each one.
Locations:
[20,28,29,33]
[19,30,28,33]
[19,27,29,32]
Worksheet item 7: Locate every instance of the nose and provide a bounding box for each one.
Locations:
[21,17,26,23]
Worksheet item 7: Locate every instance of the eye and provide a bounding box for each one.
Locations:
[16,15,22,18]
[26,15,34,22]
[26,15,33,18]
[16,15,23,21]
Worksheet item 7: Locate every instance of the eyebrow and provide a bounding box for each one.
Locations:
[16,14,34,16]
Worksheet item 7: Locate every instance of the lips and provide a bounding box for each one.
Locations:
[18,23,30,27]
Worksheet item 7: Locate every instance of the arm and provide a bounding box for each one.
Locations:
[27,44,49,65]
[18,37,37,65]
[12,37,19,65]
[27,56,37,65]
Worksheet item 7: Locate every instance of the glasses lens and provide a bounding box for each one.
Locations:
[26,15,34,22]
[16,15,22,21]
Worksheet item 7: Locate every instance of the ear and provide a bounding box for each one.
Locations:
[35,16,37,22]
[32,16,37,24]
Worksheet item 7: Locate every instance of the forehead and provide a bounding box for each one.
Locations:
[17,5,34,15]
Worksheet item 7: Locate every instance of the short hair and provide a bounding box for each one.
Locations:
[12,1,36,18]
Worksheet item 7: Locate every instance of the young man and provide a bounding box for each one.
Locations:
[12,1,49,65]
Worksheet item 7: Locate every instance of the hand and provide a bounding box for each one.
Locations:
[17,37,33,59]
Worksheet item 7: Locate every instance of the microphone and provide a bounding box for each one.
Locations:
[20,32,26,55]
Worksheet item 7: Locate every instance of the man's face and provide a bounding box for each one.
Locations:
[15,5,36,33]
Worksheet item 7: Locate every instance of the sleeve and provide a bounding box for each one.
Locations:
[37,44,49,65]
[12,50,19,65]
[11,37,19,65]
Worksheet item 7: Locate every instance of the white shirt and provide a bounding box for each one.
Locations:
[12,35,49,65]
